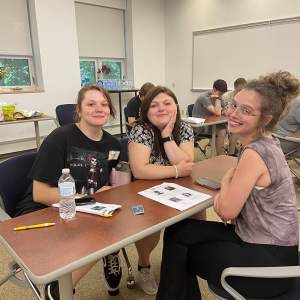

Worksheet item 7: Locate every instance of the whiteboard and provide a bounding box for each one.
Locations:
[192,18,300,90]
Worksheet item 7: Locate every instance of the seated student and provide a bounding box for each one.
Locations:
[128,86,194,295]
[156,71,300,300]
[222,77,247,155]
[274,97,300,156]
[126,82,155,125]
[14,85,123,299]
[192,79,228,155]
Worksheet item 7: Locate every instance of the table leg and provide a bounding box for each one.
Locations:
[34,121,41,150]
[58,273,73,300]
[211,125,216,157]
[118,92,123,138]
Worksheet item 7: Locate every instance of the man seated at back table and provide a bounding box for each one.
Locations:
[192,79,228,155]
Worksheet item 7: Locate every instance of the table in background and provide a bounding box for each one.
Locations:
[0,155,236,299]
[0,115,59,150]
[185,115,228,156]
[109,89,139,138]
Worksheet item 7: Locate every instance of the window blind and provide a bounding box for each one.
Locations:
[0,0,32,56]
[75,2,125,58]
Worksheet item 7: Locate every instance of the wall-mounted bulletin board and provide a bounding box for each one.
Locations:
[192,17,300,90]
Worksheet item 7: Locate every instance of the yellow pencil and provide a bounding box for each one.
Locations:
[13,222,56,231]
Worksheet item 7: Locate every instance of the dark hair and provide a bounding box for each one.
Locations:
[74,85,116,122]
[139,82,155,97]
[213,79,228,93]
[245,71,300,134]
[234,77,247,89]
[138,86,181,158]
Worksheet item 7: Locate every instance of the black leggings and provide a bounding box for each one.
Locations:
[156,219,298,300]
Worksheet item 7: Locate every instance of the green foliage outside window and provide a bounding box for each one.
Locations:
[0,58,31,87]
[102,61,121,80]
[80,60,96,86]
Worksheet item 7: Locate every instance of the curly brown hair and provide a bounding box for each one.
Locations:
[245,71,300,135]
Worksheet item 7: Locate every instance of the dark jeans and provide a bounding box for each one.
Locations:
[156,219,298,300]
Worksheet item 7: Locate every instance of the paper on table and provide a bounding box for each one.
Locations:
[182,117,205,125]
[53,202,121,217]
[138,182,211,211]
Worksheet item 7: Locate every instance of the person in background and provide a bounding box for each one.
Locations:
[156,71,300,300]
[126,82,155,125]
[14,85,122,299]
[274,97,300,156]
[192,79,228,155]
[128,86,194,295]
[222,77,247,107]
[222,77,247,155]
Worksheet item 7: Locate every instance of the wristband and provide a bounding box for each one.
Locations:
[173,165,179,179]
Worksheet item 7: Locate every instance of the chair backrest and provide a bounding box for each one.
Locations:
[0,152,36,217]
[187,104,194,117]
[55,104,76,126]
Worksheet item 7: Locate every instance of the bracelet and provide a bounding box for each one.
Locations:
[173,164,179,179]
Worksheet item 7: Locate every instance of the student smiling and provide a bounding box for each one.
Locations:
[156,71,300,300]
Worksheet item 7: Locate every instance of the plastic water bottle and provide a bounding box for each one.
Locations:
[58,168,76,220]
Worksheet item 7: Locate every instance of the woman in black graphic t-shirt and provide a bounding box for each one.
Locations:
[15,85,122,299]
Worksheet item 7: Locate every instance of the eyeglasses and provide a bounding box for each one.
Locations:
[225,101,257,117]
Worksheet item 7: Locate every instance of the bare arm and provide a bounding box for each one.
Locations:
[206,99,222,116]
[163,140,194,164]
[32,180,60,205]
[128,117,136,125]
[128,142,193,179]
[213,149,271,220]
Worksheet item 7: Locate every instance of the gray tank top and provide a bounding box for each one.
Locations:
[235,137,299,246]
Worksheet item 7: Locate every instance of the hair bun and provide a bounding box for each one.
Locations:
[260,71,300,109]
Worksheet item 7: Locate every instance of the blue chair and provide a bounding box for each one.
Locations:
[207,254,300,300]
[55,104,76,126]
[0,152,41,298]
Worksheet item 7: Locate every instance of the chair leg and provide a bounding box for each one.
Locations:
[121,248,135,289]
[23,272,42,300]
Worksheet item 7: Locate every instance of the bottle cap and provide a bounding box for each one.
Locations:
[62,168,70,174]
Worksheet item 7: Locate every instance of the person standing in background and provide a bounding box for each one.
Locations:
[192,79,228,155]
[126,82,155,125]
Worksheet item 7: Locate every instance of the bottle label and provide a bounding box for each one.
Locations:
[59,182,75,197]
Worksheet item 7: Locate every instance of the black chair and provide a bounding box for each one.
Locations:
[55,104,76,126]
[187,103,212,158]
[207,252,300,299]
[0,152,41,299]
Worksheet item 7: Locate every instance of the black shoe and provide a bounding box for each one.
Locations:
[103,252,122,296]
[45,280,60,300]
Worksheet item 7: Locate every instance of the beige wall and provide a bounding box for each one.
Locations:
[164,0,300,108]
[0,0,165,152]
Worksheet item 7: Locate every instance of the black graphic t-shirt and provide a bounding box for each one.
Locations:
[14,124,121,216]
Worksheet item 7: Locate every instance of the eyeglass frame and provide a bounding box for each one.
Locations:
[225,100,258,117]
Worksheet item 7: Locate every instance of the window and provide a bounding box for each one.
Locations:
[0,57,33,87]
[79,58,124,86]
[0,0,38,91]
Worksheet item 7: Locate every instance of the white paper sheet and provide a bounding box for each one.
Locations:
[138,182,211,211]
